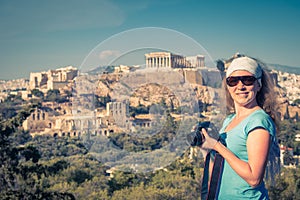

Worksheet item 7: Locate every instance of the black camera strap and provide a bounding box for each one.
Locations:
[201,151,224,200]
[208,152,224,199]
[201,152,210,199]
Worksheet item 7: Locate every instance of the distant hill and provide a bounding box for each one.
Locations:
[268,64,300,75]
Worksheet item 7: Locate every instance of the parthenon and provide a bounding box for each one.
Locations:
[145,52,205,69]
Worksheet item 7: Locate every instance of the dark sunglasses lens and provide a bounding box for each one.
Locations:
[241,76,256,86]
[226,77,239,86]
[226,76,256,86]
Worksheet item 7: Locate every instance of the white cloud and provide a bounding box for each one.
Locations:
[99,50,121,60]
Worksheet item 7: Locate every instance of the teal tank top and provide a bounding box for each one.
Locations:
[217,109,276,199]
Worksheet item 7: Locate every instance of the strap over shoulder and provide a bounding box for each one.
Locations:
[201,135,226,200]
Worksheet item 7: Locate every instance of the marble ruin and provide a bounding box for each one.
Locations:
[145,52,205,69]
[29,66,78,92]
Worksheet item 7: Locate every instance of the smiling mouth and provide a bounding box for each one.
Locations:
[236,92,249,96]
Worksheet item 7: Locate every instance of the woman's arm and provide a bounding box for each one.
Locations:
[202,128,270,187]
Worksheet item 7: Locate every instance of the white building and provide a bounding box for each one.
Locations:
[145,52,205,69]
[29,66,78,91]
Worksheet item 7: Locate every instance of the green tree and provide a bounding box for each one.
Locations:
[31,88,44,98]
[283,150,294,165]
[4,94,24,103]
[45,89,68,103]
[108,171,140,192]
[95,95,111,108]
[278,119,300,148]
[0,104,75,199]
[0,106,16,119]
[45,89,60,102]
[68,169,93,185]
[268,168,300,200]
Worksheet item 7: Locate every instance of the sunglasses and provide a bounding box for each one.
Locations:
[226,76,258,87]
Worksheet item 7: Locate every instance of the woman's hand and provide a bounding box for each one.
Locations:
[201,128,218,150]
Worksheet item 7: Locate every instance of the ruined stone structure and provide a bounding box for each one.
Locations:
[131,114,161,129]
[144,52,210,86]
[106,101,130,130]
[29,66,78,91]
[23,100,130,137]
[186,55,205,68]
[145,52,205,69]
[22,107,56,133]
[57,113,114,137]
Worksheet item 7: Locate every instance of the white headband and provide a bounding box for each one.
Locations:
[226,57,262,85]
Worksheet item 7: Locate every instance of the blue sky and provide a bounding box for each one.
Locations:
[1,0,300,80]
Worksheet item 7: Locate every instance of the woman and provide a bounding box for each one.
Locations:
[201,56,280,199]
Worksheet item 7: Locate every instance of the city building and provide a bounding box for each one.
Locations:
[29,66,78,91]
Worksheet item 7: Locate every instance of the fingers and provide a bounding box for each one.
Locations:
[201,128,208,137]
[200,128,218,150]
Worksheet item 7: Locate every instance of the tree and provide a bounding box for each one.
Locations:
[216,60,225,72]
[95,95,111,108]
[31,89,44,98]
[283,150,294,166]
[268,168,300,200]
[278,119,299,148]
[68,169,92,185]
[45,89,60,102]
[0,104,38,193]
[4,94,24,103]
[45,89,69,103]
[0,104,75,199]
[216,59,225,79]
[0,107,16,119]
[129,104,149,117]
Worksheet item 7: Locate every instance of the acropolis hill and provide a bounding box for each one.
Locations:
[0,52,299,138]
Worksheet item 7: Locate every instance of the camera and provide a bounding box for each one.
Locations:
[187,121,211,147]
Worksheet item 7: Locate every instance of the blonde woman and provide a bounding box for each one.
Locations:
[201,56,280,199]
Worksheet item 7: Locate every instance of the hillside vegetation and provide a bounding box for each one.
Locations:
[0,100,299,200]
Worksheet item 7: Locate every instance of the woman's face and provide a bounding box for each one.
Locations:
[227,70,261,108]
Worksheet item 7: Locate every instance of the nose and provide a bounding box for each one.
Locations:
[236,80,246,89]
